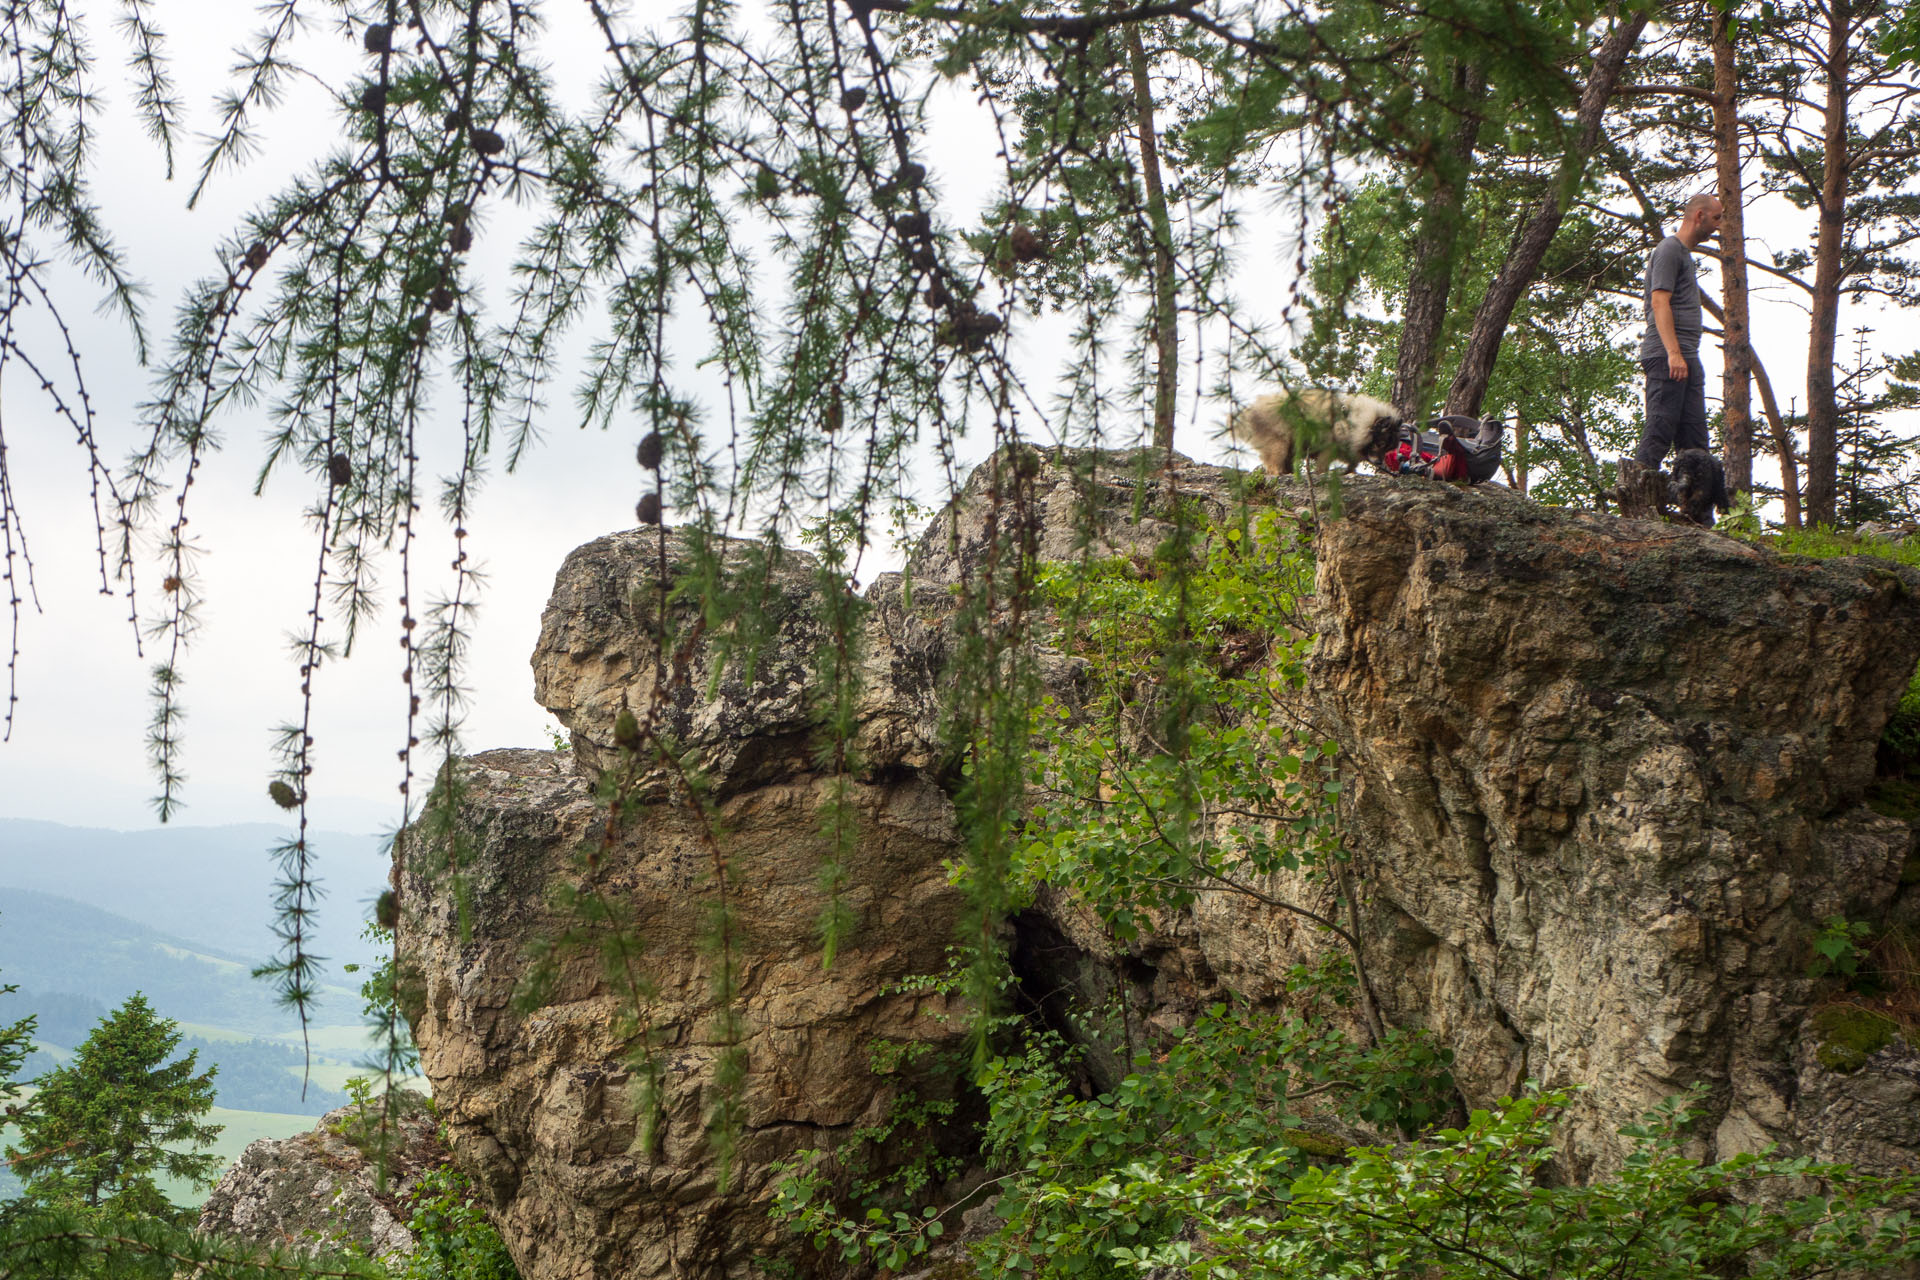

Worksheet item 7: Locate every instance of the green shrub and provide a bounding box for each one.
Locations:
[1884,667,1920,767]
[1109,1088,1920,1279]
[393,1166,520,1280]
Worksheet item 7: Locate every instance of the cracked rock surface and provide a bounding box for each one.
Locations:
[1311,481,1920,1174]
[399,749,968,1280]
[401,451,1920,1278]
[197,1090,443,1261]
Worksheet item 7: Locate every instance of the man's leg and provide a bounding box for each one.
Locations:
[1635,358,1685,467]
[1677,354,1711,453]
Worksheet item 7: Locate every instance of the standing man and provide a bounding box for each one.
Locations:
[1634,193,1725,468]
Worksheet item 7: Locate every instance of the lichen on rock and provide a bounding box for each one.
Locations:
[1811,1004,1902,1073]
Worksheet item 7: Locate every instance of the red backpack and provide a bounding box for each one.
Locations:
[1382,415,1505,483]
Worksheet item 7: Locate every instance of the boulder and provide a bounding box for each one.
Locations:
[398,748,969,1280]
[196,1090,444,1261]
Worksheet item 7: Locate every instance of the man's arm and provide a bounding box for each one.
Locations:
[1651,291,1686,380]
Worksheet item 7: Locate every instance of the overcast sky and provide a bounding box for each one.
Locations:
[0,0,1911,843]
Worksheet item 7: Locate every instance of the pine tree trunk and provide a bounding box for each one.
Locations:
[1705,292,1802,524]
[1391,64,1487,422]
[1803,0,1850,527]
[1128,29,1179,453]
[1711,6,1755,495]
[1443,10,1648,418]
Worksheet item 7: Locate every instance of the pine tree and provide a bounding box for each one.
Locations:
[3,994,221,1218]
[2,956,41,1206]
[1,965,36,1110]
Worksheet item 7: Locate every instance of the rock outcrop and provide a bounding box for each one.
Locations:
[400,748,970,1279]
[399,450,1920,1279]
[197,1090,444,1261]
[1310,481,1920,1173]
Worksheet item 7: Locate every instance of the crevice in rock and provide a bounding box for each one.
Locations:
[1008,907,1161,1093]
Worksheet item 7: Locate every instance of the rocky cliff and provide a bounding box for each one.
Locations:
[1311,482,1920,1175]
[395,450,1920,1279]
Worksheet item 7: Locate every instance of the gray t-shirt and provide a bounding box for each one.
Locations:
[1640,235,1702,361]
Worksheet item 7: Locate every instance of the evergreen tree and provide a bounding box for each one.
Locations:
[3,994,221,1217]
[0,967,34,1110]
[1835,328,1920,525]
[1,964,37,1202]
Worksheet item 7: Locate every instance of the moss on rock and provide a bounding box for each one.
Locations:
[1811,1005,1900,1073]
[1282,1128,1349,1158]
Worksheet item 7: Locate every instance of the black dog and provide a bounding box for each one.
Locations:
[1668,449,1732,527]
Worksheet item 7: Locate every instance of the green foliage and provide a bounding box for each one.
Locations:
[1830,333,1920,529]
[347,921,420,1079]
[1718,489,1765,539]
[772,964,994,1273]
[965,514,1454,1273]
[1,962,35,1111]
[0,1200,391,1278]
[974,990,1453,1280]
[1761,524,1920,569]
[332,919,425,1189]
[1884,661,1920,768]
[3,994,221,1216]
[325,1077,382,1153]
[1022,512,1346,944]
[774,518,1463,1275]
[391,1167,521,1280]
[1103,1088,1920,1278]
[1888,0,1920,69]
[1808,915,1875,981]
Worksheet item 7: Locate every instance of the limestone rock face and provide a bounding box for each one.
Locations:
[404,451,1920,1279]
[532,452,1260,786]
[196,1091,444,1261]
[1310,481,1920,1171]
[531,532,838,789]
[399,748,969,1280]
[420,451,1266,1280]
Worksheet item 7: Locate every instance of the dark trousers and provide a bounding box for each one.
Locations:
[1636,354,1709,468]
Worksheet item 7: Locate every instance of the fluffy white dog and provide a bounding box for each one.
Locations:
[1228,389,1405,476]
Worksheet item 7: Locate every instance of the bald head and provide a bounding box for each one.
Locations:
[1679,193,1725,247]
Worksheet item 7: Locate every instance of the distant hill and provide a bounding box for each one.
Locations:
[0,818,389,983]
[0,887,361,1035]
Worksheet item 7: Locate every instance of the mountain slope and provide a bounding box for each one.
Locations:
[0,887,360,1034]
[0,819,388,982]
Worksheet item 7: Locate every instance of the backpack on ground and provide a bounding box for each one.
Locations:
[1382,415,1505,484]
